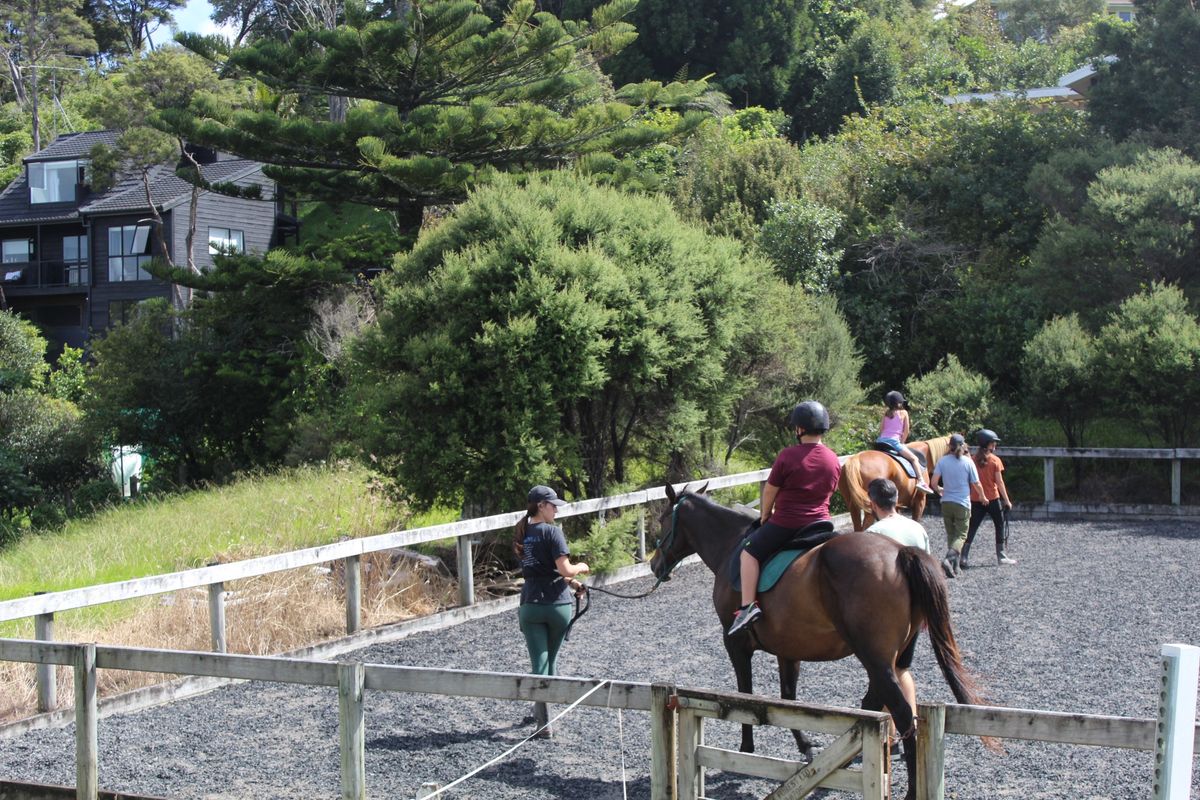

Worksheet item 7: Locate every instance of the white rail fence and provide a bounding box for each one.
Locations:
[0,639,1196,800]
[2,449,1198,717]
[1002,447,1200,511]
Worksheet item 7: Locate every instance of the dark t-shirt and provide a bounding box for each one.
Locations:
[766,442,842,529]
[519,521,571,605]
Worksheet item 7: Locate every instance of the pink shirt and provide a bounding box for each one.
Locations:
[879,412,906,440]
[767,442,842,529]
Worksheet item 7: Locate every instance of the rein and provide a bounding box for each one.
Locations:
[564,498,685,634]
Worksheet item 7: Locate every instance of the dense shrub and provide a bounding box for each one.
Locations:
[904,355,994,440]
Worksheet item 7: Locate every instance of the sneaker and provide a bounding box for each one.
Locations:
[958,557,970,571]
[726,602,762,636]
[916,482,935,495]
[998,555,1017,565]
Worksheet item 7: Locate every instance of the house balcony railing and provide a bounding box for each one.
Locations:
[0,260,90,290]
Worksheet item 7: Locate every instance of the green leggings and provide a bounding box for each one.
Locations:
[519,603,573,676]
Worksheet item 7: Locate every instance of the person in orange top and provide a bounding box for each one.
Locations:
[960,429,1016,569]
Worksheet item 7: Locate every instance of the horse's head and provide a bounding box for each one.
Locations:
[648,482,708,581]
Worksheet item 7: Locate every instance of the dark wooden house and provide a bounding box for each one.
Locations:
[0,130,294,352]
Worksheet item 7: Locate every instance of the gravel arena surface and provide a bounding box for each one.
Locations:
[3,515,1200,799]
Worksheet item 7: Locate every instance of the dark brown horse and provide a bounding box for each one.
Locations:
[649,484,985,800]
[839,435,952,531]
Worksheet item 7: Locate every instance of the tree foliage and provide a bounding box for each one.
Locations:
[1088,0,1200,152]
[169,0,708,234]
[1021,314,1099,447]
[1095,283,1200,447]
[904,354,993,440]
[350,172,790,512]
[1029,148,1200,319]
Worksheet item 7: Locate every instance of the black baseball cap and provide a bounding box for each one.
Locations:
[528,485,566,506]
[949,433,966,449]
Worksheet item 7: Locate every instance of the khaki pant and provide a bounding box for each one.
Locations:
[942,502,971,552]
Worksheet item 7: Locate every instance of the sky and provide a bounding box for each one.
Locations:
[170,0,229,38]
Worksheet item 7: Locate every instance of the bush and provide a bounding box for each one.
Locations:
[1021,314,1100,446]
[575,512,639,574]
[904,354,993,440]
[756,199,844,293]
[0,309,48,392]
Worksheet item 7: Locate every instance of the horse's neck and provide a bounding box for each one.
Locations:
[688,506,746,574]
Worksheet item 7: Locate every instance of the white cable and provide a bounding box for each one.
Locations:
[418,679,612,799]
[605,682,630,800]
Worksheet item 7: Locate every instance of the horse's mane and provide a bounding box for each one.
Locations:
[920,435,951,464]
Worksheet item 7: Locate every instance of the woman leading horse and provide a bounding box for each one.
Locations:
[649,484,986,800]
[840,435,952,531]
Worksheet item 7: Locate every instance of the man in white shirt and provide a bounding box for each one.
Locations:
[864,477,931,724]
[866,478,931,553]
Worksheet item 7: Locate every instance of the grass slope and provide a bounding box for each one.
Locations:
[0,465,412,607]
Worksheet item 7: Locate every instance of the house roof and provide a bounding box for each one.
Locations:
[23,130,119,163]
[941,86,1081,105]
[0,128,266,227]
[78,159,262,215]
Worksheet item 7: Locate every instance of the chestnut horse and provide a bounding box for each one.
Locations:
[649,484,984,800]
[840,435,952,531]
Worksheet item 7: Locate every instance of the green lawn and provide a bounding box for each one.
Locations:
[0,465,423,605]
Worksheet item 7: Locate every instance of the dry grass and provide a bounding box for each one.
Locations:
[0,547,458,724]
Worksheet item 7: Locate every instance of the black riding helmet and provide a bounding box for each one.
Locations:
[884,390,906,409]
[789,400,831,434]
[977,429,1001,447]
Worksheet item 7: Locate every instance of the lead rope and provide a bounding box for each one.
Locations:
[606,681,629,800]
[417,679,612,799]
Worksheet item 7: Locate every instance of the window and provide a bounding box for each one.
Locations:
[2,239,32,264]
[109,300,142,327]
[63,234,88,286]
[1118,10,1133,20]
[29,160,86,204]
[208,227,245,255]
[107,225,154,282]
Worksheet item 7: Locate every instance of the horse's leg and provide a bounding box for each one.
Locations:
[777,658,815,761]
[724,637,757,753]
[861,665,918,800]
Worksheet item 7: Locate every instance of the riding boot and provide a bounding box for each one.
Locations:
[533,701,552,738]
[940,550,959,579]
[996,523,1016,565]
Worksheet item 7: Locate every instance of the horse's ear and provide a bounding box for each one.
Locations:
[696,482,709,496]
[665,483,677,505]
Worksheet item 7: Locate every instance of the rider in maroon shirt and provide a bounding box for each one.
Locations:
[727,400,841,637]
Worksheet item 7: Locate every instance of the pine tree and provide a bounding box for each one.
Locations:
[167,0,707,234]
[0,0,96,149]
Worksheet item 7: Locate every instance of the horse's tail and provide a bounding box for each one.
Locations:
[897,547,999,749]
[838,455,871,524]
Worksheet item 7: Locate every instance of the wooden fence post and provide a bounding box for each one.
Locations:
[1043,458,1055,504]
[34,599,55,712]
[859,717,888,800]
[1153,643,1199,800]
[916,703,945,800]
[1170,459,1182,506]
[637,509,647,562]
[74,643,98,800]
[456,535,475,607]
[345,555,361,634]
[338,661,366,800]
[207,581,227,654]
[650,683,677,800]
[677,707,704,799]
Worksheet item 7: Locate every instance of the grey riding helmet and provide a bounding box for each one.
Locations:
[977,429,1001,447]
[789,400,830,434]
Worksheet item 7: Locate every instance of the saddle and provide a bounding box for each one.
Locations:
[872,441,925,479]
[727,519,838,594]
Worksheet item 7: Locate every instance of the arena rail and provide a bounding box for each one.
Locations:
[1000,446,1200,511]
[1,638,1198,800]
[3,447,1197,718]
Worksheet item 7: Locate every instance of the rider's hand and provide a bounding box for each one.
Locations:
[575,562,590,575]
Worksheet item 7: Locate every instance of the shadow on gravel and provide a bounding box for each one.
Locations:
[369,722,528,751]
[485,765,654,799]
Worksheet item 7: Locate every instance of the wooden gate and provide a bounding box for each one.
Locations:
[652,685,891,800]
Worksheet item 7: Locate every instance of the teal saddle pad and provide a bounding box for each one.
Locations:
[727,520,838,594]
